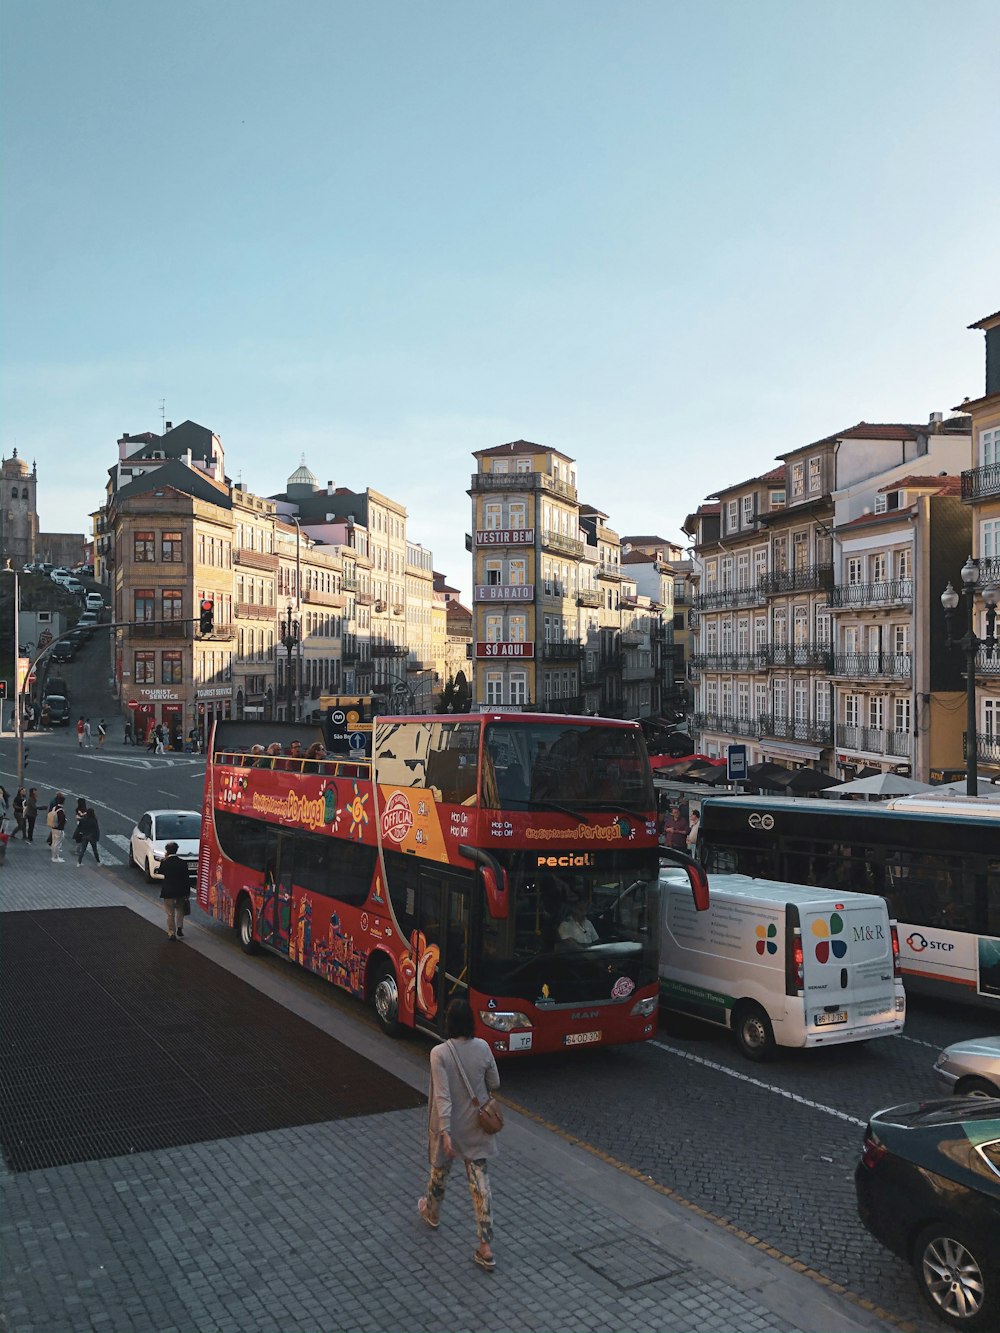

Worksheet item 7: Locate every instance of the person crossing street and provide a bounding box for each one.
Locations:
[47,794,67,863]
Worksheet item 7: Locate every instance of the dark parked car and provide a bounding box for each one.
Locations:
[43,694,71,725]
[856,1098,1000,1328]
[49,640,75,663]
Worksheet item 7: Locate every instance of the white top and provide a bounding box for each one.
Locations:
[558,915,599,947]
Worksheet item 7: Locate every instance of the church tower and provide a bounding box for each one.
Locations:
[0,450,38,567]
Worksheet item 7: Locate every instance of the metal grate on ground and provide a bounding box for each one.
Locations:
[0,906,425,1173]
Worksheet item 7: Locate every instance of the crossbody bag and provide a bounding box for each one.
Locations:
[448,1041,504,1135]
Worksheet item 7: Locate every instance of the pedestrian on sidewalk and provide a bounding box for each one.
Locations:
[145,724,156,753]
[12,787,27,840]
[97,719,107,749]
[123,718,134,745]
[159,842,191,939]
[25,789,38,842]
[685,808,701,854]
[76,717,85,748]
[75,806,101,865]
[154,724,166,755]
[47,794,67,862]
[83,718,92,748]
[418,997,501,1272]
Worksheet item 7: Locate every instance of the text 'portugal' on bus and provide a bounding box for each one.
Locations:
[198,709,709,1056]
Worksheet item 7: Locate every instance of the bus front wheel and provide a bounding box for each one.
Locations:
[372,962,401,1037]
[236,899,259,955]
[733,1002,775,1062]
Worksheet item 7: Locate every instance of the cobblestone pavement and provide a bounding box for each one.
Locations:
[0,847,896,1333]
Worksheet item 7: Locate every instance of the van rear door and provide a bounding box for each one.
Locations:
[799,898,899,1037]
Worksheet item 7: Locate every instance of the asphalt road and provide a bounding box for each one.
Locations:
[2,724,996,1332]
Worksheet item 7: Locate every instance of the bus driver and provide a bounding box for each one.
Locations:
[558,897,599,950]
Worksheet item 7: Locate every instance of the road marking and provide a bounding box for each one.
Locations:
[157,789,176,798]
[107,833,131,853]
[898,1034,941,1050]
[649,1040,867,1127]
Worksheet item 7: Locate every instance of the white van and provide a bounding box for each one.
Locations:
[659,869,905,1060]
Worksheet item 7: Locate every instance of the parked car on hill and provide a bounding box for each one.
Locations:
[856,1098,1000,1328]
[43,694,71,725]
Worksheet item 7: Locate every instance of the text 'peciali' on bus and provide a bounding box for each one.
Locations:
[197,710,710,1056]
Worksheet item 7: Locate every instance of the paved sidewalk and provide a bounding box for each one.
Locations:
[0,844,898,1333]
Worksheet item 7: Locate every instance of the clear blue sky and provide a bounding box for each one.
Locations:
[3,0,998,598]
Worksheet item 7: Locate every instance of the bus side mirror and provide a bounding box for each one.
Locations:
[480,864,509,919]
[459,844,509,919]
[660,847,710,912]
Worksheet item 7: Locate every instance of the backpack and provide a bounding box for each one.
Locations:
[46,808,59,829]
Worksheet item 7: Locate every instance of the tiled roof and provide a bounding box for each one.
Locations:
[835,507,916,533]
[877,474,962,495]
[780,422,921,458]
[621,534,671,546]
[621,550,659,564]
[112,458,232,509]
[969,310,1000,330]
[474,439,575,462]
[714,463,787,496]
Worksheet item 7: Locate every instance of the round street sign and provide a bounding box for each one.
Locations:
[127,700,140,710]
[348,732,366,751]
[331,708,346,725]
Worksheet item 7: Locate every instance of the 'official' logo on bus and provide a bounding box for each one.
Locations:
[381,791,413,844]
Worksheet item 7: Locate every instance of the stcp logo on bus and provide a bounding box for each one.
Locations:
[748,813,775,830]
[906,931,955,954]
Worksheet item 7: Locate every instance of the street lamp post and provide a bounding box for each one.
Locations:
[3,561,24,784]
[281,602,300,722]
[941,556,999,796]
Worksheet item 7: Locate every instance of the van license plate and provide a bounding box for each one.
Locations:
[564,1030,601,1046]
[815,1011,847,1026]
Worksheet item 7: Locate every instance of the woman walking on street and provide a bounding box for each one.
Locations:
[25,789,38,843]
[418,998,501,1271]
[12,788,27,840]
[75,806,101,865]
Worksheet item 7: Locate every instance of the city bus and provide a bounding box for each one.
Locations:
[695,793,1000,1009]
[198,714,709,1056]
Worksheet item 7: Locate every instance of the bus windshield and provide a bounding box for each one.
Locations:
[482,720,654,815]
[474,849,659,1003]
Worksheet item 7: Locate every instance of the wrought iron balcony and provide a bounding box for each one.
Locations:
[691,651,769,673]
[470,470,577,501]
[303,586,346,609]
[964,732,1000,763]
[596,562,622,580]
[355,591,374,605]
[827,579,913,609]
[622,662,654,682]
[235,547,279,572]
[370,641,407,657]
[961,462,1000,503]
[693,585,766,611]
[692,711,758,739]
[830,653,912,679]
[972,646,1000,676]
[757,714,832,745]
[836,724,912,758]
[759,564,834,596]
[541,529,585,558]
[541,640,584,660]
[341,575,359,591]
[764,643,833,670]
[236,601,276,620]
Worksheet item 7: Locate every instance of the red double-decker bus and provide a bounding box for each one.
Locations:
[199,713,708,1056]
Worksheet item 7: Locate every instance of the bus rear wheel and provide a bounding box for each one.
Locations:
[372,962,400,1037]
[733,1002,775,1062]
[236,899,258,955]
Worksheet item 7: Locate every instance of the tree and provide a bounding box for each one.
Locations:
[436,675,457,713]
[453,670,471,713]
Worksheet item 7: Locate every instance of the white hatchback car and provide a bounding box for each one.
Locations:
[129,809,201,883]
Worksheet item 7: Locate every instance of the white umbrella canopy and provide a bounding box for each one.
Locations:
[927,776,1000,797]
[824,773,935,797]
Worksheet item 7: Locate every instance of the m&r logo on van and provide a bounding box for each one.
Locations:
[754,923,777,956]
[812,913,847,964]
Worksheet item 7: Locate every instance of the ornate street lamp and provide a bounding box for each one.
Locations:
[281,602,300,721]
[941,557,999,795]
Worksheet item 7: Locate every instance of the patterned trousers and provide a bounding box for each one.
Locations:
[425,1157,493,1243]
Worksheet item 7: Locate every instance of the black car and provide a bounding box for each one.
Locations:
[855,1098,1000,1328]
[49,640,75,663]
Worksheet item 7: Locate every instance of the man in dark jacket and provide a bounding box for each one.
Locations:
[159,841,191,939]
[75,806,101,865]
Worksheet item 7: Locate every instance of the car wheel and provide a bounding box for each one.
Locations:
[371,960,401,1037]
[732,1002,776,1061]
[915,1224,994,1328]
[955,1076,1000,1099]
[127,843,135,868]
[145,858,155,885]
[236,899,259,955]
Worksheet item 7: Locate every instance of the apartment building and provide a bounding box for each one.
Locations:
[959,309,1000,775]
[468,441,670,718]
[405,540,436,711]
[232,488,279,720]
[687,418,970,778]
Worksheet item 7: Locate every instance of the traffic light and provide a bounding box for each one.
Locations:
[0,680,6,699]
[199,599,214,635]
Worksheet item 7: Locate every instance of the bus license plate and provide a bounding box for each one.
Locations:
[509,1032,533,1051]
[564,1030,601,1046]
[815,1011,847,1026]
